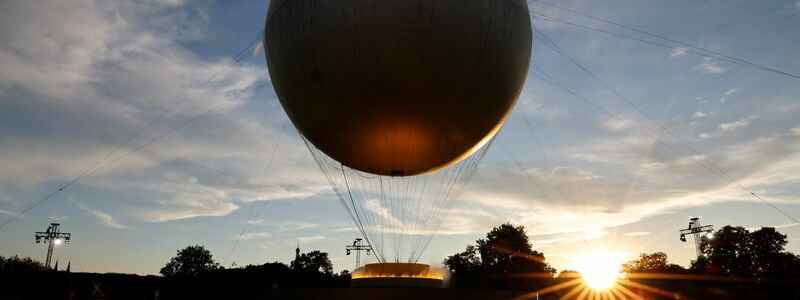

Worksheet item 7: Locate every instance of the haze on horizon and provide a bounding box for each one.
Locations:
[1,0,799,275]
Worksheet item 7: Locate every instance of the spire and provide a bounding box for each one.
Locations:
[291,240,301,270]
[54,257,59,271]
[66,259,71,273]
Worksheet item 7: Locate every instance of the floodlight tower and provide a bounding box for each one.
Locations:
[34,223,71,269]
[679,217,713,258]
[345,238,372,270]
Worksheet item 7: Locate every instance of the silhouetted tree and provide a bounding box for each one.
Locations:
[444,223,555,289]
[692,226,799,278]
[291,250,333,275]
[0,255,46,274]
[444,245,481,275]
[477,223,554,275]
[622,252,686,274]
[557,269,580,279]
[160,245,221,278]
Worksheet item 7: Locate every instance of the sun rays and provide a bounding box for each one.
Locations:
[514,277,648,300]
[511,249,693,300]
[572,251,625,290]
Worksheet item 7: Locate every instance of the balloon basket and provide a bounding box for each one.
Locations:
[351,263,444,288]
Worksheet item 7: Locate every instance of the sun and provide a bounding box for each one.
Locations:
[572,250,624,290]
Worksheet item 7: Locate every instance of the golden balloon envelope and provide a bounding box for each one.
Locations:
[265,0,531,176]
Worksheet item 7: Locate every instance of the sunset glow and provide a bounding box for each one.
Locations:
[573,251,625,290]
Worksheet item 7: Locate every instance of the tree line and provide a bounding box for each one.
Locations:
[442,223,800,299]
[1,223,798,299]
[0,245,349,299]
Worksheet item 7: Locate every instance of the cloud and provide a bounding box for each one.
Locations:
[258,240,277,250]
[746,222,800,231]
[164,0,187,6]
[72,199,128,229]
[723,88,740,96]
[246,219,320,231]
[238,232,273,241]
[297,235,326,244]
[444,126,800,239]
[720,87,740,103]
[692,111,711,118]
[49,215,69,222]
[699,116,754,140]
[0,0,334,223]
[622,231,651,237]
[719,120,750,132]
[364,199,403,227]
[0,208,15,217]
[670,47,687,57]
[599,118,629,132]
[694,57,728,74]
[786,0,800,13]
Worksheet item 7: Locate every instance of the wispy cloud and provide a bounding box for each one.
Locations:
[72,199,128,229]
[246,219,320,231]
[695,57,728,74]
[670,47,687,57]
[692,111,711,118]
[746,222,800,231]
[786,0,800,13]
[49,215,69,222]
[447,124,800,240]
[0,208,15,217]
[364,199,403,226]
[721,87,740,103]
[0,0,335,223]
[238,232,273,241]
[297,235,326,244]
[719,119,750,132]
[164,0,187,6]
[258,240,277,250]
[723,88,740,96]
[623,231,651,237]
[699,116,754,140]
[599,118,629,132]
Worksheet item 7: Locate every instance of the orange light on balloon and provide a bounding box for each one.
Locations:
[264,0,532,176]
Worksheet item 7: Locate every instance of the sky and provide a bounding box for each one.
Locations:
[1,0,799,275]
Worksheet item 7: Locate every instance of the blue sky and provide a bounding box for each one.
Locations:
[1,0,799,275]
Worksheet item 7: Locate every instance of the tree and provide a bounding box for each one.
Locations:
[0,255,45,274]
[160,245,221,278]
[622,252,686,274]
[291,250,333,275]
[557,269,580,279]
[444,245,482,275]
[692,226,799,277]
[444,223,556,289]
[476,223,554,275]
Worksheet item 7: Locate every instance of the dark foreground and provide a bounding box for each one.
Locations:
[265,288,526,300]
[2,271,800,300]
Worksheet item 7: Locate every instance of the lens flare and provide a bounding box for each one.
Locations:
[572,251,624,290]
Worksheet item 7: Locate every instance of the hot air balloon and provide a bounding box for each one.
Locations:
[264,0,531,285]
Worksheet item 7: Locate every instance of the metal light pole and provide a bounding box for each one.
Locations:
[35,223,71,269]
[679,217,713,258]
[345,238,372,270]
